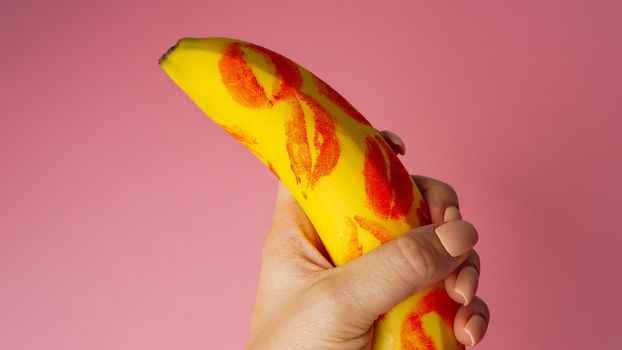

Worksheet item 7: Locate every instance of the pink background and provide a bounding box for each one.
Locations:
[1,0,621,349]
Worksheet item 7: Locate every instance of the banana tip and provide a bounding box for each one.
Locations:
[158,40,180,65]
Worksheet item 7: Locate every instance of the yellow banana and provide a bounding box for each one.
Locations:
[159,37,463,350]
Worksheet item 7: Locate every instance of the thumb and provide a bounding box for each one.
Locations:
[329,220,478,320]
[266,181,327,260]
[271,180,313,231]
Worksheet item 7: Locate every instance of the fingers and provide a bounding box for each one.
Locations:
[271,181,305,225]
[268,128,404,254]
[454,296,490,346]
[444,250,480,305]
[411,175,461,224]
[327,219,479,320]
[378,130,488,345]
[378,129,462,225]
[265,181,330,267]
[379,130,406,155]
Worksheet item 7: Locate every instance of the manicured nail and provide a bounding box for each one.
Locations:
[443,205,462,221]
[464,314,486,346]
[434,220,478,257]
[454,265,479,305]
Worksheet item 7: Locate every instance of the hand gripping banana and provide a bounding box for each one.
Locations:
[159,37,463,350]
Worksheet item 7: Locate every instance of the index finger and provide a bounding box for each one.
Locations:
[412,175,461,224]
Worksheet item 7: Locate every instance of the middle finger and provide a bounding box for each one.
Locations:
[445,250,481,305]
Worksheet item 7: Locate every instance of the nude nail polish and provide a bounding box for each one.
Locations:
[464,313,486,346]
[454,265,479,305]
[434,220,478,257]
[443,205,462,221]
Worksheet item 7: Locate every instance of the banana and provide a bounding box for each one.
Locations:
[159,37,463,350]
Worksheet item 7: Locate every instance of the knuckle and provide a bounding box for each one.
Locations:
[440,181,460,205]
[308,278,340,305]
[306,278,352,318]
[472,296,491,320]
[260,234,297,266]
[394,233,442,284]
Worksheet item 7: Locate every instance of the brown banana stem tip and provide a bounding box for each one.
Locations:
[158,40,180,64]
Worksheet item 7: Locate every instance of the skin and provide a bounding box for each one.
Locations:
[247,130,490,349]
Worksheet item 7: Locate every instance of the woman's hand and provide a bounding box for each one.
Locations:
[247,130,490,349]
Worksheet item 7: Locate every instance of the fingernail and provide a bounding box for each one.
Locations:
[464,313,486,346]
[443,205,462,221]
[381,130,406,155]
[434,221,478,257]
[454,265,479,305]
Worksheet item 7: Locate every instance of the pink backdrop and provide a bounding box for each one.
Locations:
[1,0,621,349]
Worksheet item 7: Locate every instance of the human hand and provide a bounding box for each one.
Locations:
[247,130,490,349]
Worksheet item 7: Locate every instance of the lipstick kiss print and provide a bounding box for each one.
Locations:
[218,42,341,195]
[401,287,461,350]
[363,134,415,219]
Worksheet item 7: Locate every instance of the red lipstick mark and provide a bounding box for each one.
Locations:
[246,43,303,93]
[342,217,363,263]
[313,75,372,126]
[353,215,393,244]
[266,161,278,177]
[298,94,340,188]
[363,135,414,219]
[283,92,340,193]
[283,88,312,187]
[401,287,460,350]
[218,43,273,109]
[221,124,258,148]
[218,42,341,191]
